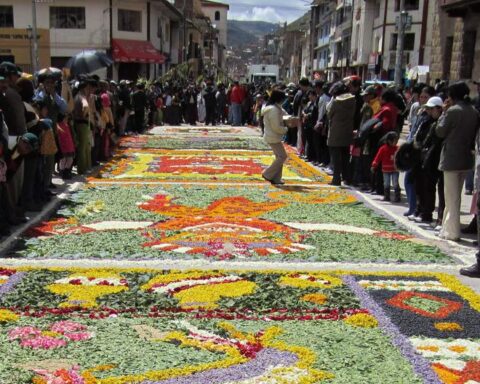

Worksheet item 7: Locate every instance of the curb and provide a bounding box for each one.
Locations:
[0,181,83,258]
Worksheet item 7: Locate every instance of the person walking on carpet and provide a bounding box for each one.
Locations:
[261,90,288,186]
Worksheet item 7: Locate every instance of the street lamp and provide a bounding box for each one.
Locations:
[26,25,35,74]
[31,0,40,75]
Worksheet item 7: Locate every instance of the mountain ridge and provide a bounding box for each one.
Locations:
[227,20,280,48]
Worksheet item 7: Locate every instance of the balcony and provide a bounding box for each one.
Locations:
[440,0,480,16]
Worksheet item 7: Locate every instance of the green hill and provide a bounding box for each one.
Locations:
[227,20,280,48]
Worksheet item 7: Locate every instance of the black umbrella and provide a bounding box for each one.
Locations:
[36,67,62,82]
[66,51,113,75]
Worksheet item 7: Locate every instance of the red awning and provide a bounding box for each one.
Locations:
[112,39,166,64]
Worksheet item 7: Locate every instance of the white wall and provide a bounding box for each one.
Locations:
[112,0,148,41]
[351,0,374,65]
[1,0,110,57]
[369,0,431,72]
[201,5,228,47]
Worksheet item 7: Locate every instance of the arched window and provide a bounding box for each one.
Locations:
[215,11,220,21]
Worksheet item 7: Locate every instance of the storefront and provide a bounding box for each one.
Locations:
[111,38,166,81]
[0,28,50,73]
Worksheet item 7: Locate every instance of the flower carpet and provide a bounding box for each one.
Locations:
[152,126,260,136]
[3,126,480,383]
[90,149,328,184]
[0,267,479,383]
[118,136,270,151]
[18,184,451,263]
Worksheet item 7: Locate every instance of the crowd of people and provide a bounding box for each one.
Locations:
[2,57,480,278]
[259,76,480,278]
[0,62,168,238]
[0,63,267,239]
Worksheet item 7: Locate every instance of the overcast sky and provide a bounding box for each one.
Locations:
[221,1,310,23]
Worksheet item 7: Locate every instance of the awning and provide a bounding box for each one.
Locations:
[112,39,166,64]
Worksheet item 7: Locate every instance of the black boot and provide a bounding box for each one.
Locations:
[460,254,480,278]
[383,187,391,201]
[394,188,401,203]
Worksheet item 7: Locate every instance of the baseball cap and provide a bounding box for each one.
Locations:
[361,85,377,96]
[424,96,443,108]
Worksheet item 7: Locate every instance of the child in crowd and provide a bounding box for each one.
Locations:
[371,131,400,202]
[56,113,75,179]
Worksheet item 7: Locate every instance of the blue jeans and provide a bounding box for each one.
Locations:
[231,103,242,126]
[383,172,399,189]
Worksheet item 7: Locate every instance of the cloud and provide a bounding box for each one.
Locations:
[227,1,309,23]
[232,7,285,23]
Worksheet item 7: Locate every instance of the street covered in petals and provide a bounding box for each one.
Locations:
[0,127,479,384]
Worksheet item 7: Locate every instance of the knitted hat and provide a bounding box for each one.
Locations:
[20,132,39,150]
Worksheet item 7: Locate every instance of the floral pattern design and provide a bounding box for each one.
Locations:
[2,128,478,384]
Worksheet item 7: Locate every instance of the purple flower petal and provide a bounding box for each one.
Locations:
[342,275,442,384]
[140,348,298,384]
[0,272,26,298]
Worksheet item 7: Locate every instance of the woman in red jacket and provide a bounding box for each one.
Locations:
[373,89,399,134]
[369,89,400,194]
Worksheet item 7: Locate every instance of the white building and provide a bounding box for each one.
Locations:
[201,0,229,67]
[350,0,435,80]
[0,0,182,80]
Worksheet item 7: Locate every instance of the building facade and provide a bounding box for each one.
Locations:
[430,0,480,83]
[201,0,229,69]
[311,0,335,79]
[310,0,437,82]
[0,0,190,80]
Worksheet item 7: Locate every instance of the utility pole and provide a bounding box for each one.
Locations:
[394,0,406,85]
[181,0,187,64]
[31,0,39,75]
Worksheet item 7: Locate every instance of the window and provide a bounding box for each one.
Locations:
[165,21,170,43]
[50,7,85,29]
[394,0,419,11]
[390,33,415,51]
[461,31,477,79]
[215,11,220,21]
[0,6,13,28]
[118,9,142,32]
[443,36,453,78]
[404,33,415,50]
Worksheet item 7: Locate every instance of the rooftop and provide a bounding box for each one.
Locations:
[201,0,230,9]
